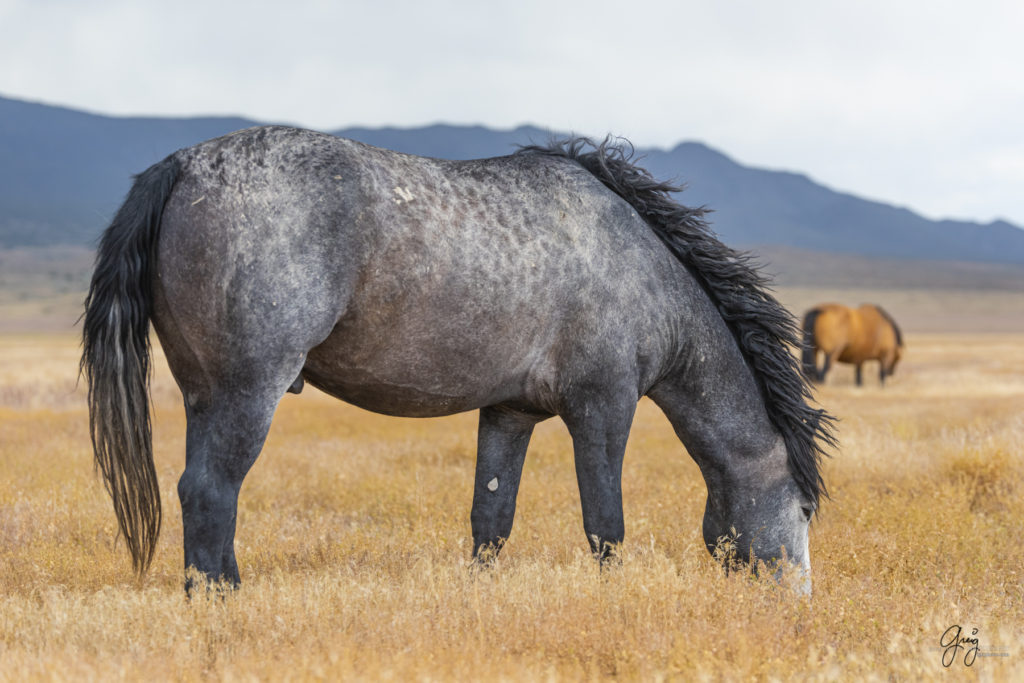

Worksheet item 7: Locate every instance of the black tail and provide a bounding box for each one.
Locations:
[80,154,182,574]
[801,308,822,380]
[518,137,835,506]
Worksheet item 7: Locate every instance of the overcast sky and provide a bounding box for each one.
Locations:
[2,0,1022,227]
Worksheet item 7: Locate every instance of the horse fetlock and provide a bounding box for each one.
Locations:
[587,532,624,564]
[183,565,239,598]
[472,538,507,566]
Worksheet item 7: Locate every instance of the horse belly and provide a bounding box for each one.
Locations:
[300,366,483,417]
[299,323,534,418]
[836,347,860,363]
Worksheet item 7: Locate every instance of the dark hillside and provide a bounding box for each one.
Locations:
[1,94,1022,264]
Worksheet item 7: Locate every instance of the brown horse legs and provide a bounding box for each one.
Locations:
[819,353,834,383]
[855,361,897,387]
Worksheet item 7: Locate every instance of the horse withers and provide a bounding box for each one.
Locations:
[802,303,904,386]
[81,128,834,593]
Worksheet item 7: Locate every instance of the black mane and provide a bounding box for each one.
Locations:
[517,137,835,505]
[875,304,904,347]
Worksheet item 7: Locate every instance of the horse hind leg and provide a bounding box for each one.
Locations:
[802,345,820,382]
[855,363,864,387]
[806,349,822,383]
[470,406,540,564]
[819,352,835,383]
[179,386,284,593]
[175,344,307,592]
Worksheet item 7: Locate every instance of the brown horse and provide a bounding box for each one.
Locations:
[802,303,904,386]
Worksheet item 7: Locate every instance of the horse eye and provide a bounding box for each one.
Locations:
[800,505,815,522]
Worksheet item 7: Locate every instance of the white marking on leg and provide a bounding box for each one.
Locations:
[487,477,499,492]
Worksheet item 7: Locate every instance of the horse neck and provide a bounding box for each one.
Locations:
[648,315,787,486]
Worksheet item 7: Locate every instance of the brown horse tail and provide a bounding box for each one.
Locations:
[801,308,823,379]
[80,154,182,574]
[874,305,903,347]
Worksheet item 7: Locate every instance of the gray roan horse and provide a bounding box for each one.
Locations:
[81,127,834,592]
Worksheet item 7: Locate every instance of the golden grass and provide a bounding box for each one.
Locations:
[1,331,1022,680]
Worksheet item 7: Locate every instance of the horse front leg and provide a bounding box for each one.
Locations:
[880,350,898,386]
[563,396,636,564]
[470,406,538,564]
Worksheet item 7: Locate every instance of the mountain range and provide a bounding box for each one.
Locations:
[2,93,1023,264]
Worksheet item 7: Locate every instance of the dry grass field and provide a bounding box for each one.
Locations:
[1,285,1023,680]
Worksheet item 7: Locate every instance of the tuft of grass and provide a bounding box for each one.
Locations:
[945,446,1018,515]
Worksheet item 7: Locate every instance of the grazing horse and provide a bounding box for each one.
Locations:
[81,128,834,592]
[802,303,904,386]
